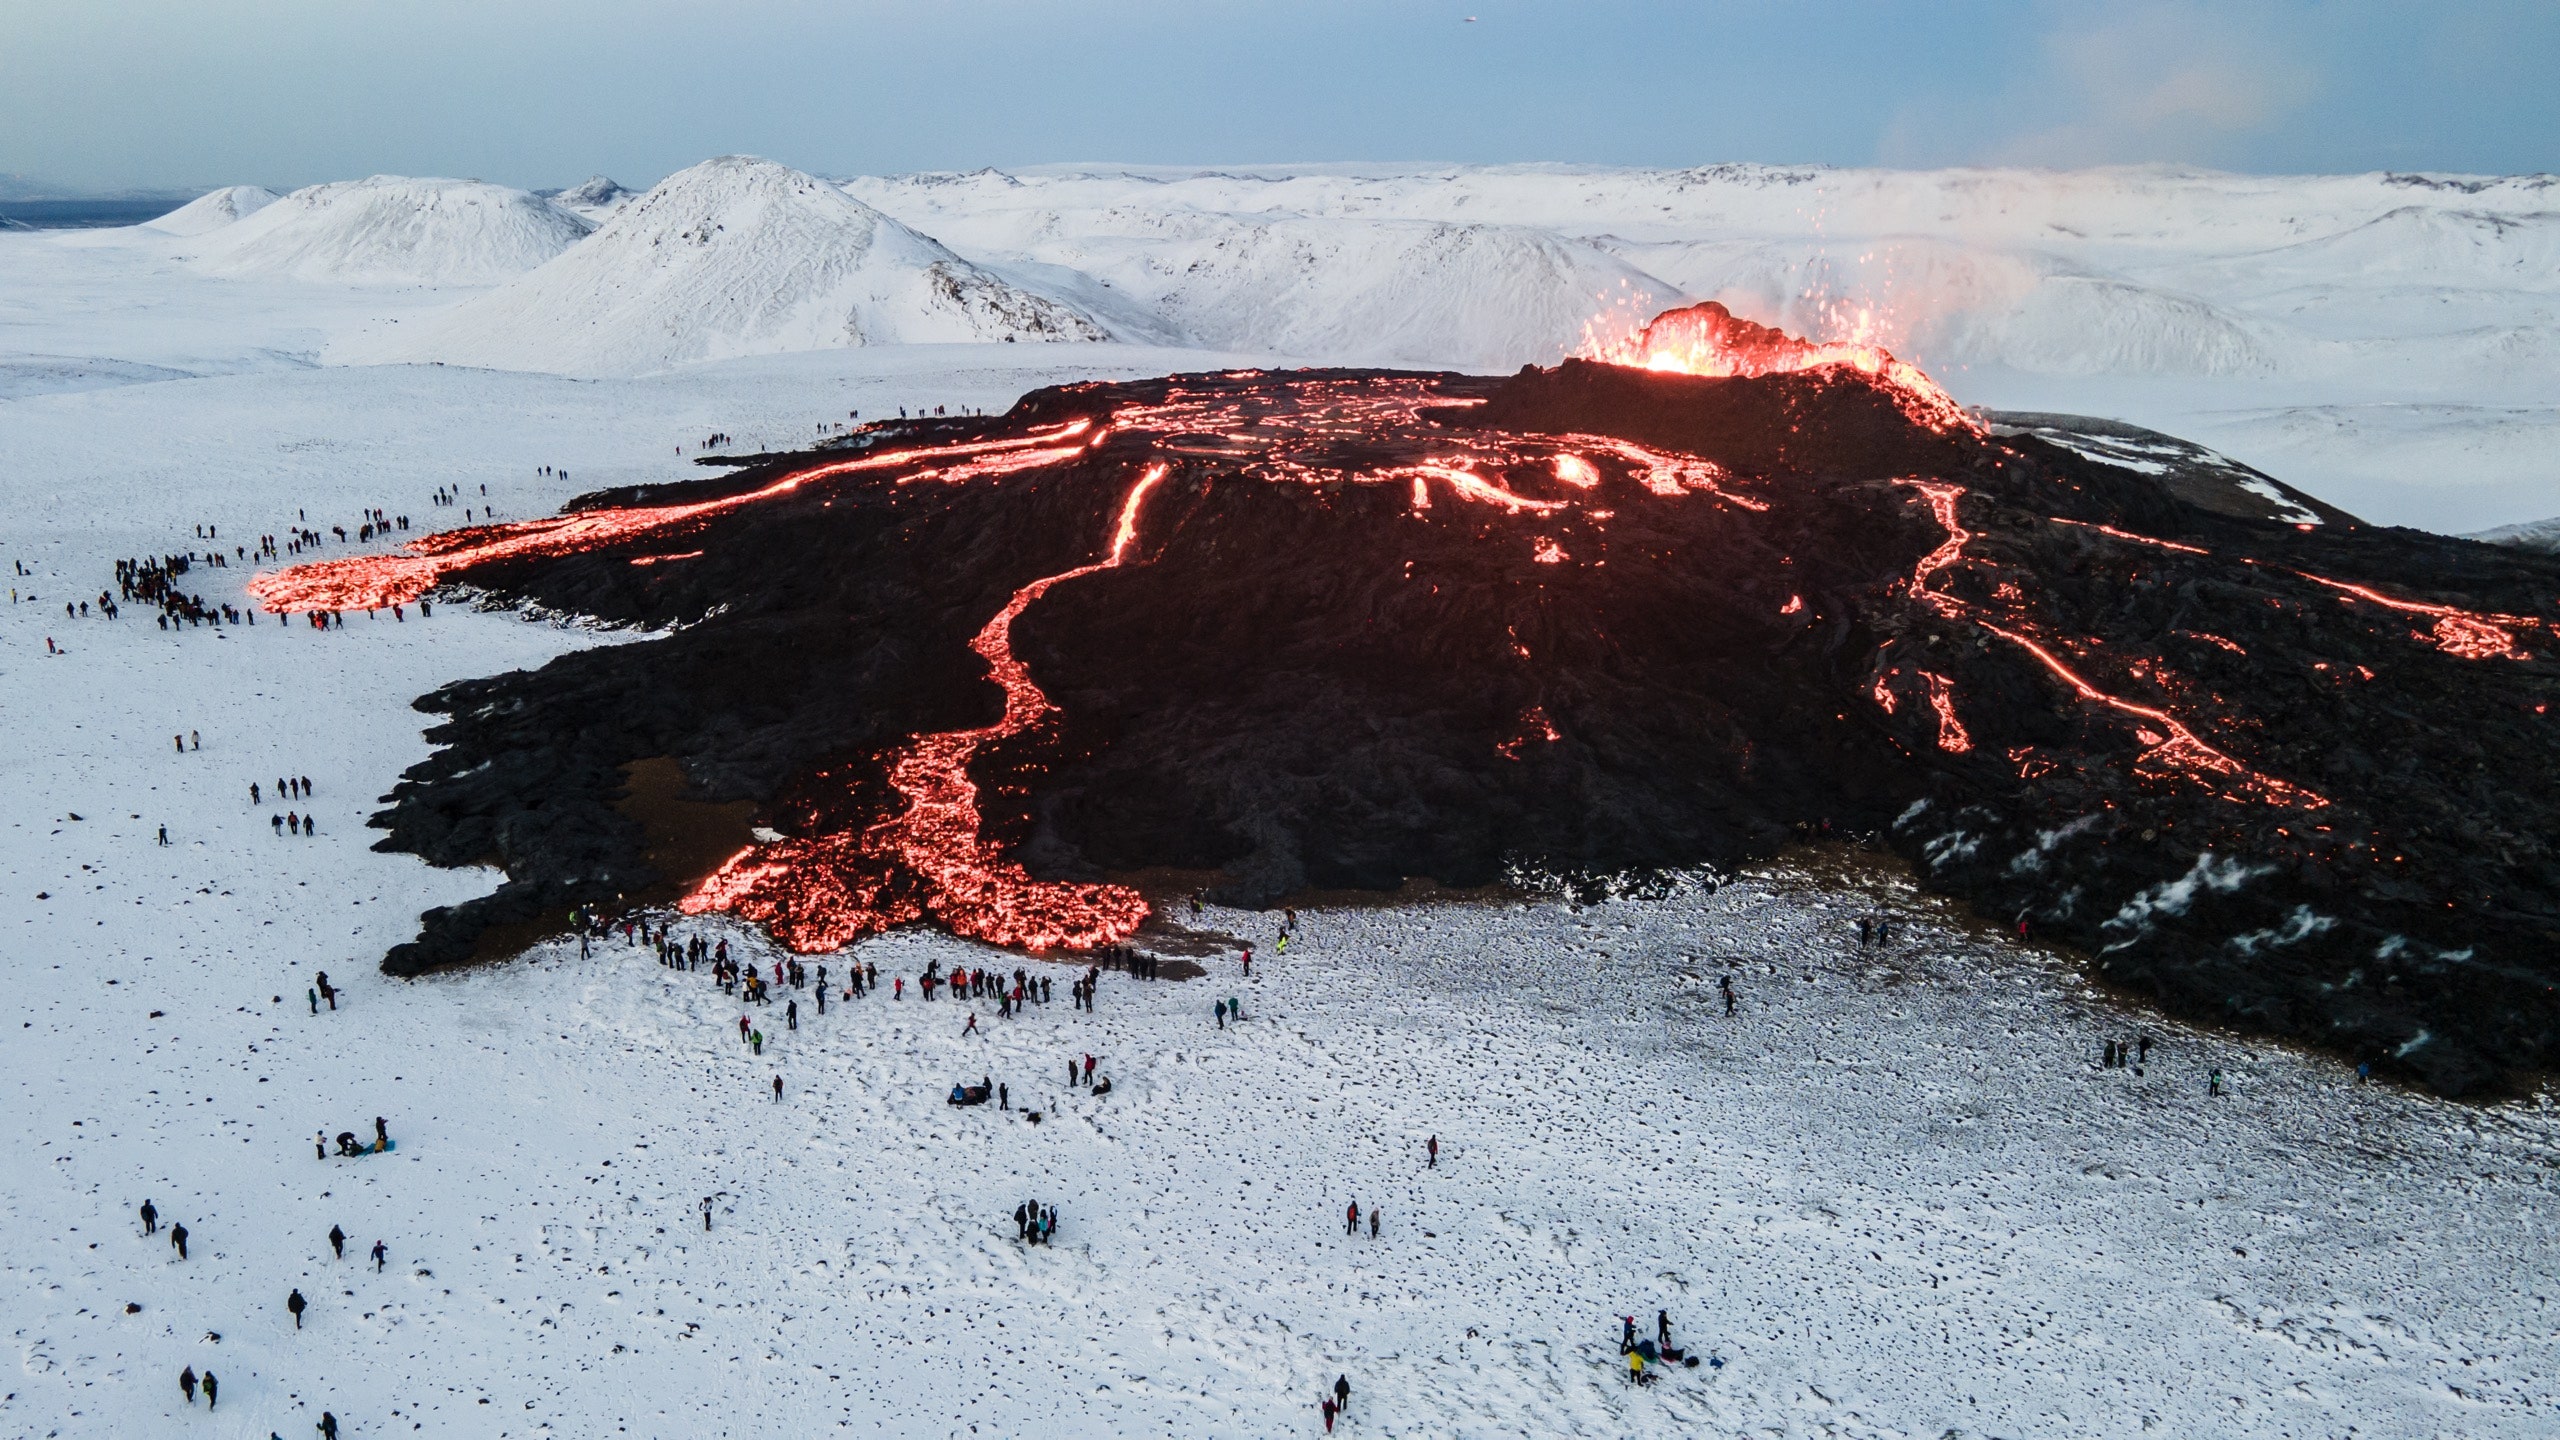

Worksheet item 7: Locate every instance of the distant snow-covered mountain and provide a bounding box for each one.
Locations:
[545,175,636,222]
[354,156,1105,376]
[144,185,280,236]
[188,176,591,284]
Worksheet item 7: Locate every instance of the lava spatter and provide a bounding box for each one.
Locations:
[1586,300,1979,436]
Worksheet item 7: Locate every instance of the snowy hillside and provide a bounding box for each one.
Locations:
[187,175,591,285]
[355,156,1106,376]
[143,185,279,236]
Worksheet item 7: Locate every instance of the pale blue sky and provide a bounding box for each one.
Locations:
[2,0,2552,193]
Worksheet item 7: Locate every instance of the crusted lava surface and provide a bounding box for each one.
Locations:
[267,355,2560,1093]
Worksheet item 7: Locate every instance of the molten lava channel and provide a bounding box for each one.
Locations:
[678,467,1169,953]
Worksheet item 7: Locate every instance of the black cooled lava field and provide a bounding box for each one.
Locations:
[257,325,2560,1094]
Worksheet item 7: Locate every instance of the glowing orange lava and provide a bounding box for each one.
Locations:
[247,421,1096,614]
[680,465,1170,953]
[2294,571,2544,661]
[2050,517,2211,556]
[1585,301,1979,436]
[1896,480,2326,807]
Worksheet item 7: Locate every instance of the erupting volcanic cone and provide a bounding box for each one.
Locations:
[255,307,2560,1094]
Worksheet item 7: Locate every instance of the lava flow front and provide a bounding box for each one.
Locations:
[259,305,2560,1093]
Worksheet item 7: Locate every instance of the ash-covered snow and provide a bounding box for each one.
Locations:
[4,337,2558,1437]
[352,157,1107,376]
[142,185,280,237]
[188,176,591,285]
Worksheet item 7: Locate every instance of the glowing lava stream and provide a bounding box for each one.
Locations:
[680,465,1171,954]
[2293,571,2541,661]
[1897,481,2327,807]
[247,420,1095,614]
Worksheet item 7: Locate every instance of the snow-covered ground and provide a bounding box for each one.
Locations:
[4,161,2559,1437]
[3,338,2557,1438]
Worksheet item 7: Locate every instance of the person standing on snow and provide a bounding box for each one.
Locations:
[329,1224,346,1260]
[1345,1200,1359,1236]
[1334,1374,1351,1414]
[1427,1136,1438,1168]
[287,1288,306,1328]
[1214,1000,1226,1030]
[180,1366,196,1404]
[201,1370,216,1409]
[170,1223,188,1260]
[139,1199,157,1234]
[772,1075,783,1102]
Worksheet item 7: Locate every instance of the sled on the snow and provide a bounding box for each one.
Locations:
[334,1134,395,1157]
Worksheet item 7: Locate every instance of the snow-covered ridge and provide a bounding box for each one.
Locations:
[187,175,591,285]
[143,185,280,235]
[839,161,2560,384]
[350,156,1104,377]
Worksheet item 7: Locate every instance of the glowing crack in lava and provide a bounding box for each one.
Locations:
[2294,571,2547,661]
[1586,300,1979,436]
[1896,480,2328,808]
[680,465,1170,954]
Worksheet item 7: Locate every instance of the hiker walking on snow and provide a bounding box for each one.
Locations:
[201,1370,216,1409]
[287,1288,306,1328]
[773,1074,783,1102]
[329,1224,346,1259]
[963,1012,979,1037]
[1345,1200,1359,1235]
[139,1199,156,1234]
[1334,1374,1351,1414]
[1427,1135,1438,1168]
[180,1366,196,1403]
[1214,999,1226,1029]
[170,1223,188,1260]
[319,1412,340,1439]
[371,1239,387,1272]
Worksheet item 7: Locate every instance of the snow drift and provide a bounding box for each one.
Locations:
[358,157,1105,376]
[144,184,280,235]
[188,175,591,284]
